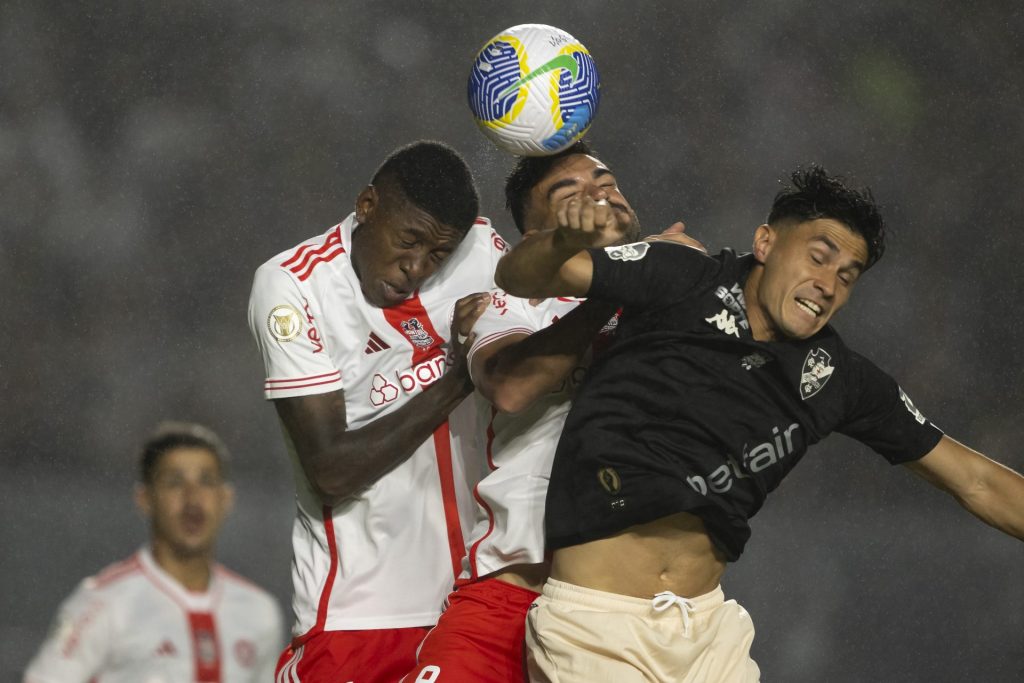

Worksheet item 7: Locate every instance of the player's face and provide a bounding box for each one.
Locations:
[138,447,233,560]
[351,185,466,308]
[525,154,640,242]
[749,218,868,340]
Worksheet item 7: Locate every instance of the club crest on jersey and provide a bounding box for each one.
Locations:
[604,242,649,261]
[800,348,834,400]
[267,304,302,342]
[400,318,435,349]
[705,309,740,338]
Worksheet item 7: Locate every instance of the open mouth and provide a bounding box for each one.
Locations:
[795,297,822,318]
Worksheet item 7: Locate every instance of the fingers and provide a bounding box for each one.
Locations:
[452,292,490,344]
[558,197,623,248]
[660,221,687,235]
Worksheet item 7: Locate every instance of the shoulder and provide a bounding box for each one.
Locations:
[86,553,145,593]
[254,219,351,284]
[215,565,278,606]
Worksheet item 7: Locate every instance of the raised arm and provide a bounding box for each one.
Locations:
[495,197,629,299]
[904,435,1024,540]
[472,298,618,414]
[276,294,489,507]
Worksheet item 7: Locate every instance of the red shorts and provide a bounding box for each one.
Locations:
[275,627,429,683]
[401,578,541,683]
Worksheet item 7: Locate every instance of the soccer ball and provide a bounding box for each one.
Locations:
[467,24,600,156]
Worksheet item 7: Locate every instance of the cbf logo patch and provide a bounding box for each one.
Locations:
[604,242,649,262]
[400,318,435,349]
[800,348,834,400]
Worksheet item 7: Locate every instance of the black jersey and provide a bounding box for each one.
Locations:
[545,242,943,561]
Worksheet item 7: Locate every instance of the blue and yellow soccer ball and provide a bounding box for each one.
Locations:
[468,24,600,156]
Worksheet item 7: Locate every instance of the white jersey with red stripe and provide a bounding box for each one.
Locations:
[247,214,506,637]
[23,548,283,683]
[460,291,617,580]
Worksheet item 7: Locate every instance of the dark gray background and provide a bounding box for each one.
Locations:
[3,1,1022,681]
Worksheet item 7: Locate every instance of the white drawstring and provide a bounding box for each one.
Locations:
[652,591,696,637]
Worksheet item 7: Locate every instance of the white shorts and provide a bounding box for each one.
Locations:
[525,578,760,683]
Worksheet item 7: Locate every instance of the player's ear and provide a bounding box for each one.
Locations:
[752,224,774,264]
[355,185,378,225]
[134,483,153,518]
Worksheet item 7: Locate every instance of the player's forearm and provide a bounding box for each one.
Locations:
[283,371,473,506]
[957,459,1024,540]
[482,300,617,413]
[495,229,581,298]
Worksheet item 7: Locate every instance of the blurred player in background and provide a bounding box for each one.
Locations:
[405,142,702,682]
[248,140,504,683]
[496,166,1024,682]
[23,421,284,683]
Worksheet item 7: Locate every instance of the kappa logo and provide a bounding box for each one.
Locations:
[267,304,302,342]
[800,348,834,400]
[400,318,435,349]
[604,242,649,262]
[369,373,399,406]
[705,309,740,338]
[898,386,928,425]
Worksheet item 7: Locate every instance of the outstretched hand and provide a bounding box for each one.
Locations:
[556,197,628,251]
[644,221,707,253]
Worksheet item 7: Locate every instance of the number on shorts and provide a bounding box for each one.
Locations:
[415,665,441,682]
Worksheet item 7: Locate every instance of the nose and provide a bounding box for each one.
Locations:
[588,183,609,201]
[399,251,431,284]
[815,271,838,299]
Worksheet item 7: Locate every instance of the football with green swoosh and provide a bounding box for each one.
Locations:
[468,24,600,156]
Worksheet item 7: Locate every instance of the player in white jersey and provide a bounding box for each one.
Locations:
[247,141,505,683]
[24,422,284,683]
[404,143,701,682]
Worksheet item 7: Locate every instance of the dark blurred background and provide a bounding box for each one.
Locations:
[2,1,1022,680]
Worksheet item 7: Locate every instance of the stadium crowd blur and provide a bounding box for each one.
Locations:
[3,2,1021,681]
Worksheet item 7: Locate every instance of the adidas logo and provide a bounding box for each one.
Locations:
[364,332,390,354]
[155,640,177,657]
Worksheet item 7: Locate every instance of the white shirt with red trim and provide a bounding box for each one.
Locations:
[247,214,506,637]
[460,292,616,580]
[23,547,283,683]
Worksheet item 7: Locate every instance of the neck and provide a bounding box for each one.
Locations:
[151,541,213,592]
[742,265,775,342]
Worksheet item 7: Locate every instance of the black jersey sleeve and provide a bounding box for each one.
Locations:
[837,351,944,464]
[586,242,718,310]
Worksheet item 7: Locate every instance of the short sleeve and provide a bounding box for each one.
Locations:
[24,582,111,683]
[465,290,542,384]
[247,265,343,399]
[837,352,944,464]
[586,242,718,310]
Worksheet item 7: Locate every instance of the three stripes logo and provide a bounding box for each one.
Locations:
[364,332,390,355]
[281,225,345,282]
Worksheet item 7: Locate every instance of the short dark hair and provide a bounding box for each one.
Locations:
[140,421,230,484]
[768,166,886,269]
[371,141,480,233]
[504,141,594,233]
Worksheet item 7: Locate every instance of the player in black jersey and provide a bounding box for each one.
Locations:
[496,167,1024,683]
